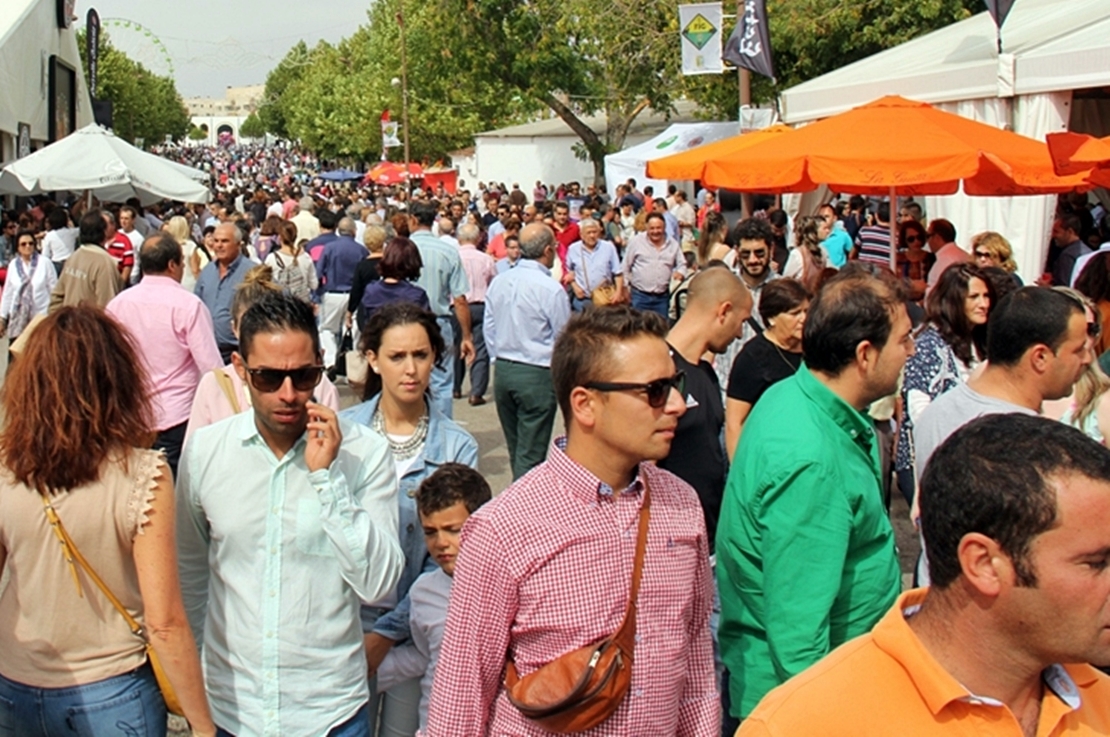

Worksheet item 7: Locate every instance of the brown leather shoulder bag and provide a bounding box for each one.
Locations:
[503,479,651,733]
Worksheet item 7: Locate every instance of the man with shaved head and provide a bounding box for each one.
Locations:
[659,265,752,549]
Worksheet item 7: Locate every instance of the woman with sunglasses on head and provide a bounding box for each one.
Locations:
[339,301,478,737]
[724,279,810,460]
[895,263,993,505]
[896,219,934,302]
[0,307,216,737]
[186,265,339,440]
[970,231,1022,286]
[0,229,57,347]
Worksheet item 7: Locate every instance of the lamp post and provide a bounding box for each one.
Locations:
[395,4,412,195]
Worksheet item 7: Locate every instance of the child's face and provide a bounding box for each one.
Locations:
[420,502,471,576]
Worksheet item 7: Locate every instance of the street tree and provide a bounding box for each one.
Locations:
[77,30,190,145]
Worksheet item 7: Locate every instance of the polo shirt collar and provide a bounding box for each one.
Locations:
[875,589,1095,718]
[793,365,874,449]
[549,436,645,503]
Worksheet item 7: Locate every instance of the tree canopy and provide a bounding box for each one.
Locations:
[77,30,190,146]
[258,0,984,178]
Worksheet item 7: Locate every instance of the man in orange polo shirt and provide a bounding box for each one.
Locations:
[739,413,1110,736]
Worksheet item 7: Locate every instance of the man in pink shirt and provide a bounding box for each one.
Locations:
[424,306,719,736]
[106,232,223,474]
[453,223,498,405]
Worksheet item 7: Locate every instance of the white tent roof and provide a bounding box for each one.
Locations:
[0,0,94,139]
[604,122,738,196]
[781,0,1110,123]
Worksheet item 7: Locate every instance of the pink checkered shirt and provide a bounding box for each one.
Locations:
[421,437,719,736]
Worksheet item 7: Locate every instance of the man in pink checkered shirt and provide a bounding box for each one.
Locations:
[422,306,719,736]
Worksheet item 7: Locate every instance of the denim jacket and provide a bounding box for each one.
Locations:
[340,394,479,641]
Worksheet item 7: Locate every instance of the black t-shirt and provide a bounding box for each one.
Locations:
[726,333,803,405]
[348,256,382,314]
[657,347,726,551]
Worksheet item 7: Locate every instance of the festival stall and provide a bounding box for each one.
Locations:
[777,0,1110,280]
[603,122,738,198]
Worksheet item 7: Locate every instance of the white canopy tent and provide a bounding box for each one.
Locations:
[0,124,210,205]
[0,0,94,163]
[778,0,1110,280]
[604,122,738,198]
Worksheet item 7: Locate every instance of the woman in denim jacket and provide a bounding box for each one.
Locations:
[340,302,479,737]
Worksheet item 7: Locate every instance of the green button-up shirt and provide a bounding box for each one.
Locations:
[716,365,900,718]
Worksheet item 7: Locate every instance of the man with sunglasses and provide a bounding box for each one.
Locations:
[426,306,718,736]
[177,292,403,737]
[715,218,779,397]
[819,204,853,268]
[716,268,915,729]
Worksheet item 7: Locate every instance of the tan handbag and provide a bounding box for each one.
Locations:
[503,480,650,733]
[580,251,620,306]
[41,496,185,716]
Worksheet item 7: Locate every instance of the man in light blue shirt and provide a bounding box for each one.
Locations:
[820,204,853,268]
[177,292,403,737]
[485,222,571,479]
[408,201,474,419]
[565,218,623,312]
[194,223,250,364]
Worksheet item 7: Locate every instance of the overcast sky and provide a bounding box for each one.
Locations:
[84,0,370,98]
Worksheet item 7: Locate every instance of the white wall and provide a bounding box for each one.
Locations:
[0,0,93,145]
[476,136,595,188]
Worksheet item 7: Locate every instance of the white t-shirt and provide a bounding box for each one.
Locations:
[41,227,80,262]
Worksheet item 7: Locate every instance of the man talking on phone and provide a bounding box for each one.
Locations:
[176,291,404,737]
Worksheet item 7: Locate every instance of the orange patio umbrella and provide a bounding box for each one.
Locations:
[645,124,793,183]
[698,96,1088,269]
[1047,132,1110,189]
[365,161,423,186]
[701,96,1086,196]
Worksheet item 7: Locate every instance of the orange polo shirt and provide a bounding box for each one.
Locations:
[738,589,1110,736]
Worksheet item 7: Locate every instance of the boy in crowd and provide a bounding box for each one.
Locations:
[376,463,492,731]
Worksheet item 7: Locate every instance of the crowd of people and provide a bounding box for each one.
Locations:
[1,148,1110,737]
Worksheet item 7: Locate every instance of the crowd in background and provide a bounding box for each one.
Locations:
[1,141,1110,737]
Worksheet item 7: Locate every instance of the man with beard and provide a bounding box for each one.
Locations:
[717,269,916,729]
[715,218,779,396]
[177,292,402,736]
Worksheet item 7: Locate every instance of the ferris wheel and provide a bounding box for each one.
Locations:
[100,18,175,78]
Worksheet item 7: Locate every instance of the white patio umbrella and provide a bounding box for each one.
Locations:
[0,124,210,205]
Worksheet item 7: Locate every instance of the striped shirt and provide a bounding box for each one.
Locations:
[422,438,719,736]
[857,224,893,267]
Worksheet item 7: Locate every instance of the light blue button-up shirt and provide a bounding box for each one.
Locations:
[484,258,571,368]
[177,411,403,736]
[410,229,470,316]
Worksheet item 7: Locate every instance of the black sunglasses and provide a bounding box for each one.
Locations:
[974,250,993,258]
[583,371,686,408]
[244,365,324,393]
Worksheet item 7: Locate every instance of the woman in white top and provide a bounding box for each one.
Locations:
[164,216,208,293]
[0,229,58,341]
[264,221,318,303]
[782,215,829,293]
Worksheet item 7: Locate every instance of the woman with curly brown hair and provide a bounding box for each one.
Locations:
[0,307,215,737]
[895,263,994,504]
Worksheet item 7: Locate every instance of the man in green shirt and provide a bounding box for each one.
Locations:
[717,267,916,724]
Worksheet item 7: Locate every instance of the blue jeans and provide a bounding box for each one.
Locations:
[216,703,369,737]
[431,316,455,420]
[630,288,670,319]
[0,663,167,737]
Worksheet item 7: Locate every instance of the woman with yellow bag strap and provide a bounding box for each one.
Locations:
[0,307,215,737]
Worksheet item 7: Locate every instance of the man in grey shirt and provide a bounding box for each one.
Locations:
[913,287,1093,582]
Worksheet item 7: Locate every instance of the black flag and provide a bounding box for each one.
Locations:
[723,0,774,80]
[984,0,1015,29]
[86,8,100,99]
